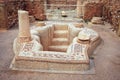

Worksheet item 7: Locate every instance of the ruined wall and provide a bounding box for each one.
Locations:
[0,0,120,32]
[0,0,25,29]
[83,2,103,21]
[100,0,120,32]
[83,0,120,34]
[0,0,46,29]
[47,0,76,10]
[25,0,46,20]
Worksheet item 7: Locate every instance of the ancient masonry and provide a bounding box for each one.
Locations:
[0,0,119,35]
[11,10,101,73]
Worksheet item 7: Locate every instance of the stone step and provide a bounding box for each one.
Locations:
[51,38,69,45]
[48,45,68,52]
[54,24,68,30]
[53,30,68,38]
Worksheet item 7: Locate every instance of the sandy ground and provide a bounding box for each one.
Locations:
[0,22,120,80]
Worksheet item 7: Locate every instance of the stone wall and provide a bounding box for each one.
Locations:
[83,2,103,21]
[1,0,120,33]
[47,0,77,10]
[25,0,46,20]
[0,0,46,30]
[100,0,120,32]
[0,1,25,29]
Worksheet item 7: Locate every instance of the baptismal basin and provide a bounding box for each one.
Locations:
[10,10,101,74]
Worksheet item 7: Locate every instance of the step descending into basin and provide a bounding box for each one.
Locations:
[48,45,68,52]
[48,24,69,52]
[54,30,68,38]
[51,38,69,45]
[54,24,68,30]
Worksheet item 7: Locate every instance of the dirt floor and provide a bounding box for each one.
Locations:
[0,22,120,80]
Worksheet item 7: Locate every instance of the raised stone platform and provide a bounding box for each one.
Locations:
[11,21,101,74]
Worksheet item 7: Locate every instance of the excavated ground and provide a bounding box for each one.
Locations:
[0,22,120,80]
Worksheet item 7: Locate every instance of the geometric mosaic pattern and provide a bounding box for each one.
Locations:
[19,41,89,62]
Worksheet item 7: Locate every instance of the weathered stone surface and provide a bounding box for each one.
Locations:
[18,10,31,43]
[47,0,76,9]
[84,2,103,21]
[0,0,46,30]
[74,23,84,28]
[12,20,102,73]
[91,17,104,24]
[100,0,120,32]
[0,1,25,30]
[25,1,46,20]
[116,18,120,36]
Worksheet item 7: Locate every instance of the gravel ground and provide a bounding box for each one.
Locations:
[0,22,120,80]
